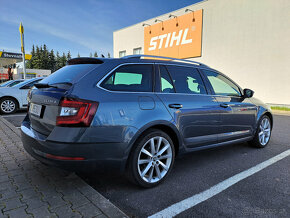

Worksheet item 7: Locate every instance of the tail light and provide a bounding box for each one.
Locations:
[56,98,99,127]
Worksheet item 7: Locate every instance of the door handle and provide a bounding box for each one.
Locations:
[169,104,183,109]
[220,103,229,108]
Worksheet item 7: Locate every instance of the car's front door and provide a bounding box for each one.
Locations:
[201,69,257,142]
[155,64,221,149]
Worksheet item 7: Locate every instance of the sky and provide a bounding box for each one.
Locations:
[0,0,201,58]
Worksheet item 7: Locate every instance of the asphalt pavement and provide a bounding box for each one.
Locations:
[2,111,290,217]
[81,115,290,217]
[1,110,27,128]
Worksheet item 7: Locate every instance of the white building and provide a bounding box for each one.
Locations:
[113,0,290,105]
[14,68,51,79]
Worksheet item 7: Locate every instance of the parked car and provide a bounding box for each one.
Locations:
[0,79,24,88]
[21,55,272,187]
[0,78,43,114]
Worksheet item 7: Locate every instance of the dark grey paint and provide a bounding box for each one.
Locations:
[21,58,273,172]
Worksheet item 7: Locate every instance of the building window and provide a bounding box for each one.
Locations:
[119,50,126,58]
[133,47,142,55]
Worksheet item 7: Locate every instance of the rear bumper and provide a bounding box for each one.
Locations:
[21,120,128,173]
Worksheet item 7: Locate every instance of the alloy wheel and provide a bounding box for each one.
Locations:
[258,117,271,146]
[1,99,16,113]
[137,136,173,183]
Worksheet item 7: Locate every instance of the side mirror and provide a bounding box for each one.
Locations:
[243,88,254,98]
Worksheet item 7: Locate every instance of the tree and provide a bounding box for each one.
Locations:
[60,53,67,67]
[67,51,71,60]
[89,52,92,57]
[42,44,49,69]
[25,44,74,72]
[77,52,80,57]
[107,52,111,58]
[26,45,35,69]
[93,52,98,57]
[55,51,62,70]
[33,46,41,69]
[48,49,56,72]
[39,45,44,69]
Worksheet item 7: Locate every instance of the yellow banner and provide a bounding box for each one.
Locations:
[25,54,32,60]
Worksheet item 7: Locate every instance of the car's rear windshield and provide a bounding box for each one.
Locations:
[40,64,99,85]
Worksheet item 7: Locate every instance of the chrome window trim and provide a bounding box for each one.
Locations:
[96,62,244,98]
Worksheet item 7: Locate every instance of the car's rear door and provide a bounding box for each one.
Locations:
[201,69,257,142]
[19,79,42,107]
[155,64,221,149]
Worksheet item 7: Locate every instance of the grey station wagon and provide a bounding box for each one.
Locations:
[21,55,273,187]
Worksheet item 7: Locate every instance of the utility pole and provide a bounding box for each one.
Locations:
[19,22,26,79]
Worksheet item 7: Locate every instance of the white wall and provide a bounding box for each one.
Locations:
[14,68,51,79]
[113,0,290,105]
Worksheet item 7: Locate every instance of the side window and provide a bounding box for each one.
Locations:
[203,70,241,97]
[165,65,207,94]
[7,81,18,87]
[114,72,142,85]
[160,65,175,93]
[101,64,153,92]
[23,80,41,89]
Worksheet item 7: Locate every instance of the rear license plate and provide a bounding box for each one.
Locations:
[30,103,42,117]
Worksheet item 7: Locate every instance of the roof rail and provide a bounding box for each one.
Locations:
[122,55,209,67]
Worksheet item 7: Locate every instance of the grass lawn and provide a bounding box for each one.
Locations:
[271,106,290,111]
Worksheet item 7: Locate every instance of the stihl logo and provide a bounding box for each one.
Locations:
[148,28,192,51]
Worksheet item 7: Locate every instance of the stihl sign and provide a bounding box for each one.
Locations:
[144,9,203,59]
[148,28,192,51]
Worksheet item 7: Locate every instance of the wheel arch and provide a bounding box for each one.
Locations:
[125,121,183,169]
[0,96,20,109]
[264,111,273,129]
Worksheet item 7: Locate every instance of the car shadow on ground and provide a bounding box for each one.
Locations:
[79,142,256,191]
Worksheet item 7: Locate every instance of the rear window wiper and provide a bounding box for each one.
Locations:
[34,83,58,89]
[52,82,72,86]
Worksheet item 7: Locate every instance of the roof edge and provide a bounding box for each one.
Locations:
[113,0,208,33]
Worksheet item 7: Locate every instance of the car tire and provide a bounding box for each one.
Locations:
[249,115,272,148]
[127,129,175,188]
[0,97,18,114]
